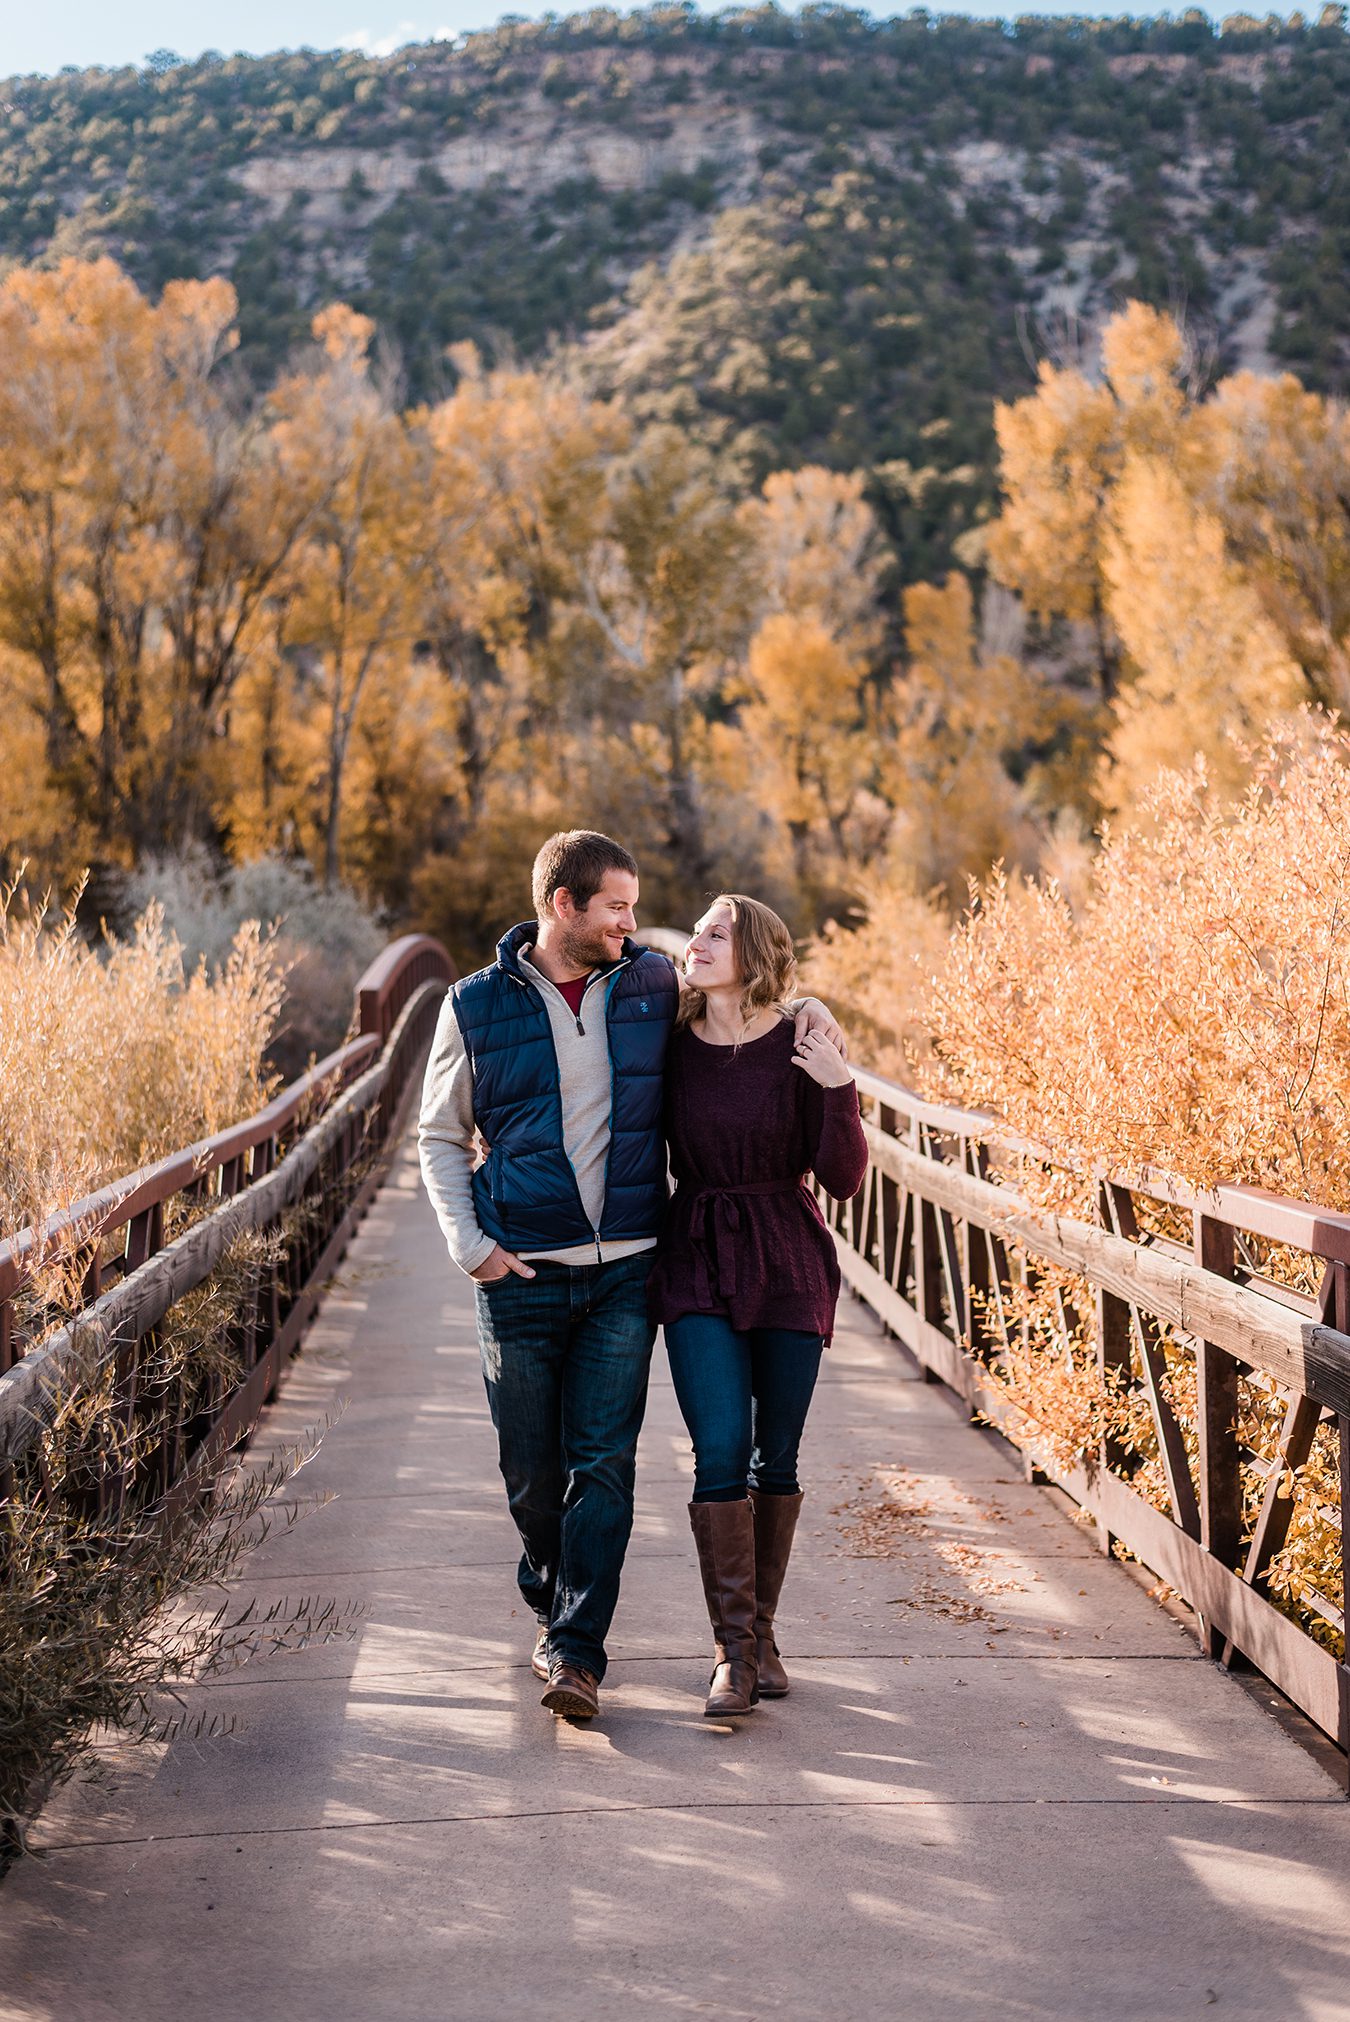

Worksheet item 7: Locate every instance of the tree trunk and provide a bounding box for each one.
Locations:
[1091,586,1121,702]
[324,728,344,891]
[664,665,712,903]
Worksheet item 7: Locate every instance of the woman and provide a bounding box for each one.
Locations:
[647,894,868,1717]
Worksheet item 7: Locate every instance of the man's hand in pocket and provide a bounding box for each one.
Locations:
[471,1244,536,1283]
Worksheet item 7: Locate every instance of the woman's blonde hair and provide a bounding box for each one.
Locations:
[676,893,798,1030]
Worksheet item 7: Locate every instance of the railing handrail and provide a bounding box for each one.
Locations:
[0,932,454,1336]
[855,1110,1350,1412]
[0,1036,378,1301]
[826,1055,1350,1769]
[0,974,450,1466]
[849,1061,1350,1268]
[358,933,453,1044]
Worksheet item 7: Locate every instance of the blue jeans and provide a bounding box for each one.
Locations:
[663,1314,824,1503]
[474,1252,655,1681]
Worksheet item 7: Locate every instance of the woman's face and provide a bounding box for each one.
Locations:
[684,902,740,992]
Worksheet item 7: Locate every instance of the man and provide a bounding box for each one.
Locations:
[418,829,840,1720]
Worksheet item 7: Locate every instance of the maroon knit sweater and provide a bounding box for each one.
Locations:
[647,1017,869,1338]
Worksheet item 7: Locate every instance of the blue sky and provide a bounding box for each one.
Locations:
[5,1,1312,79]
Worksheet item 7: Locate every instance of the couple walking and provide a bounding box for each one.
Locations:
[418,829,866,1720]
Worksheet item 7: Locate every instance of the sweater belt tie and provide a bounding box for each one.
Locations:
[682,1177,807,1308]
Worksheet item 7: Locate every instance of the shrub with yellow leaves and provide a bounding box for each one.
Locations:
[931,718,1350,1208]
[0,878,283,1234]
[799,875,951,1078]
[919,721,1348,1651]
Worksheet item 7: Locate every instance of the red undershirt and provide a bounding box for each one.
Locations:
[556,974,591,1018]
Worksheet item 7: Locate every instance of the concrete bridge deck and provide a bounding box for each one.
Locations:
[3,1136,1349,2022]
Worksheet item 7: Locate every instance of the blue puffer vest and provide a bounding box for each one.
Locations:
[451,922,679,1254]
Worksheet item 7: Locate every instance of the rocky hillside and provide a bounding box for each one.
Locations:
[4,6,1348,571]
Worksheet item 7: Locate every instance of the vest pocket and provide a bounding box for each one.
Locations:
[485,1146,511,1226]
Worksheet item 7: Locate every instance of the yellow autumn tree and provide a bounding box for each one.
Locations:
[989,302,1191,698]
[738,610,875,897]
[883,573,1043,905]
[1191,370,1350,715]
[263,306,423,888]
[0,261,233,869]
[1100,457,1310,818]
[1097,299,1189,451]
[988,364,1121,676]
[560,424,759,910]
[0,258,324,886]
[420,351,628,822]
[730,466,888,908]
[403,353,641,953]
[752,465,885,657]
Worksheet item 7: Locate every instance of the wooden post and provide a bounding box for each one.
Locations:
[913,1125,946,1380]
[959,1141,993,1370]
[1329,1263,1350,1790]
[1092,1184,1132,1554]
[1095,1296,1132,1557]
[1194,1213,1242,1657]
[853,1153,875,1264]
[1335,1410,1350,1789]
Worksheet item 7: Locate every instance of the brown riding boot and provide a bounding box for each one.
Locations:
[749,1488,804,1697]
[688,1498,760,1716]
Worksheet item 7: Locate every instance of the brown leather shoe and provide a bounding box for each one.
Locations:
[541,1660,600,1720]
[689,1498,759,1717]
[531,1626,551,1682]
[749,1488,804,1697]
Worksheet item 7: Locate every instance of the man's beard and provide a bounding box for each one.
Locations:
[559,915,621,973]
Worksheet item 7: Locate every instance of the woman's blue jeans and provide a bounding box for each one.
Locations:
[663,1313,824,1503]
[475,1252,655,1682]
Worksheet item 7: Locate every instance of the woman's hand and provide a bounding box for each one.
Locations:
[791,1028,854,1089]
[792,996,847,1057]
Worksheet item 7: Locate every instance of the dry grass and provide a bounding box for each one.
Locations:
[0,876,284,1234]
[0,881,356,1860]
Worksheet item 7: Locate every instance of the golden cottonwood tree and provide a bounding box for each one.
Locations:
[392,352,641,953]
[1101,457,1309,818]
[740,611,875,896]
[752,465,885,657]
[988,303,1190,699]
[0,259,189,862]
[562,424,758,907]
[0,260,322,877]
[266,307,421,887]
[733,466,887,905]
[885,573,1042,905]
[421,352,628,825]
[1191,371,1350,716]
[987,364,1121,686]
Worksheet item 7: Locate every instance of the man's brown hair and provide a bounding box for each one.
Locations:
[531,830,639,918]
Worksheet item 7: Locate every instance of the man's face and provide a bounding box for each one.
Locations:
[558,869,639,970]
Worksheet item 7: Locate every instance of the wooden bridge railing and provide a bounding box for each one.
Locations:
[822,1061,1350,1778]
[0,933,455,1500]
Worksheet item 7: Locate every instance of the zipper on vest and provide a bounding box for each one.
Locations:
[575,1014,585,1036]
